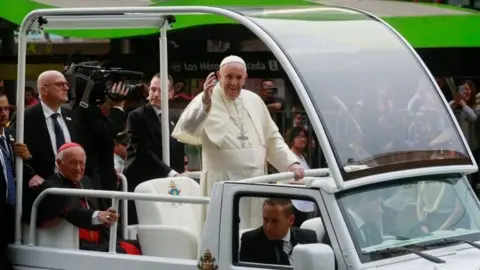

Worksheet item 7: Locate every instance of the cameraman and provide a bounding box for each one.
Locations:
[259,79,284,113]
[72,82,128,199]
[259,79,285,133]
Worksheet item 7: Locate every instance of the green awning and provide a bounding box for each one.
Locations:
[1,0,480,48]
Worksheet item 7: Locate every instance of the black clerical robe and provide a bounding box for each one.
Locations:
[35,174,141,254]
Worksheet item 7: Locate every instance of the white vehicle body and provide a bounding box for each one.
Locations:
[8,5,480,270]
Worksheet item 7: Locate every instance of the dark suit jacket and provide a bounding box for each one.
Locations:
[124,104,184,187]
[0,128,14,270]
[0,128,15,213]
[10,103,84,183]
[10,103,85,223]
[27,173,104,230]
[0,128,16,225]
[72,104,125,194]
[240,226,317,266]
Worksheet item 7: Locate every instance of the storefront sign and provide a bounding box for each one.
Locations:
[170,59,281,73]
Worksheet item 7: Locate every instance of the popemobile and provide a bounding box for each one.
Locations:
[8,4,480,270]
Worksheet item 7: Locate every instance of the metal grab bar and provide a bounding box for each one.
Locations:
[29,188,210,253]
[117,173,128,239]
[236,168,330,184]
[185,171,201,180]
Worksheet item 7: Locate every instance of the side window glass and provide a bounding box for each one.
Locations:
[232,194,325,268]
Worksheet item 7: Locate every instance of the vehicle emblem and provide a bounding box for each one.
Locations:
[197,249,218,270]
[167,180,181,196]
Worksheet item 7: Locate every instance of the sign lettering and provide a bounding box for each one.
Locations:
[170,60,279,73]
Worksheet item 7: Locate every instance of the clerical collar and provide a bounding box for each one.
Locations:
[281,228,291,242]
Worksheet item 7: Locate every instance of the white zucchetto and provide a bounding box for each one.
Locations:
[220,55,246,68]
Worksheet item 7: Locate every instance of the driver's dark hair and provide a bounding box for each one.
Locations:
[263,198,294,216]
[152,73,173,83]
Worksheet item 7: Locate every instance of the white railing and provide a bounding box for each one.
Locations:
[236,168,330,184]
[117,173,128,238]
[29,188,210,253]
[185,171,201,180]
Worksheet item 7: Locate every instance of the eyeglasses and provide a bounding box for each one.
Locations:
[43,82,69,88]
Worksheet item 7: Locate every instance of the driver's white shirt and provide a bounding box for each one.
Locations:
[281,229,292,264]
[347,209,384,244]
[348,209,367,242]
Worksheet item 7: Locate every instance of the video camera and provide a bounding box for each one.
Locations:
[63,61,146,107]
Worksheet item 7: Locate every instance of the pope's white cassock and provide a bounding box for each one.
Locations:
[172,78,299,229]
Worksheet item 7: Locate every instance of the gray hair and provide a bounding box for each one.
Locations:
[55,146,86,164]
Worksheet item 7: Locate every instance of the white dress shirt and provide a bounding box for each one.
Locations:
[153,106,178,177]
[348,209,367,242]
[281,229,293,265]
[114,154,125,173]
[41,101,71,155]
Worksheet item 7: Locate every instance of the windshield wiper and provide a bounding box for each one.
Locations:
[419,238,480,250]
[367,247,445,264]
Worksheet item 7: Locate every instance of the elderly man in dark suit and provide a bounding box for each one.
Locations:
[124,73,185,224]
[240,198,317,266]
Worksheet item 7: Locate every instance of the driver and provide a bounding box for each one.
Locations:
[239,198,317,266]
[345,191,385,247]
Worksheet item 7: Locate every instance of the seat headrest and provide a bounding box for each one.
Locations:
[135,177,200,196]
[300,217,325,243]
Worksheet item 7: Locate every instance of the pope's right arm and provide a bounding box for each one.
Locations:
[171,93,209,145]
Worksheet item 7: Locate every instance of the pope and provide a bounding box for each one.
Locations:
[173,55,304,228]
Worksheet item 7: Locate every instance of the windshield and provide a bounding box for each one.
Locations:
[246,7,471,179]
[336,175,480,262]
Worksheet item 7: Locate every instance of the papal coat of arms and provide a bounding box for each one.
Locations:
[167,180,182,206]
[167,180,181,196]
[197,249,219,270]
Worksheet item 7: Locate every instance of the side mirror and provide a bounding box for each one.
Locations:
[293,243,334,270]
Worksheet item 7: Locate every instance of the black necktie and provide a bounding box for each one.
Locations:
[274,240,290,265]
[51,113,66,150]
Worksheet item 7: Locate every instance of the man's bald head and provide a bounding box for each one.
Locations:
[37,70,64,89]
[37,70,69,106]
[217,55,248,99]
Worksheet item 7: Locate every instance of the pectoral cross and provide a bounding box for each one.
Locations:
[237,124,249,148]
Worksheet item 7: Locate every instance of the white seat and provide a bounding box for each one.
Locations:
[127,225,139,240]
[22,219,79,249]
[300,217,325,243]
[134,177,201,259]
